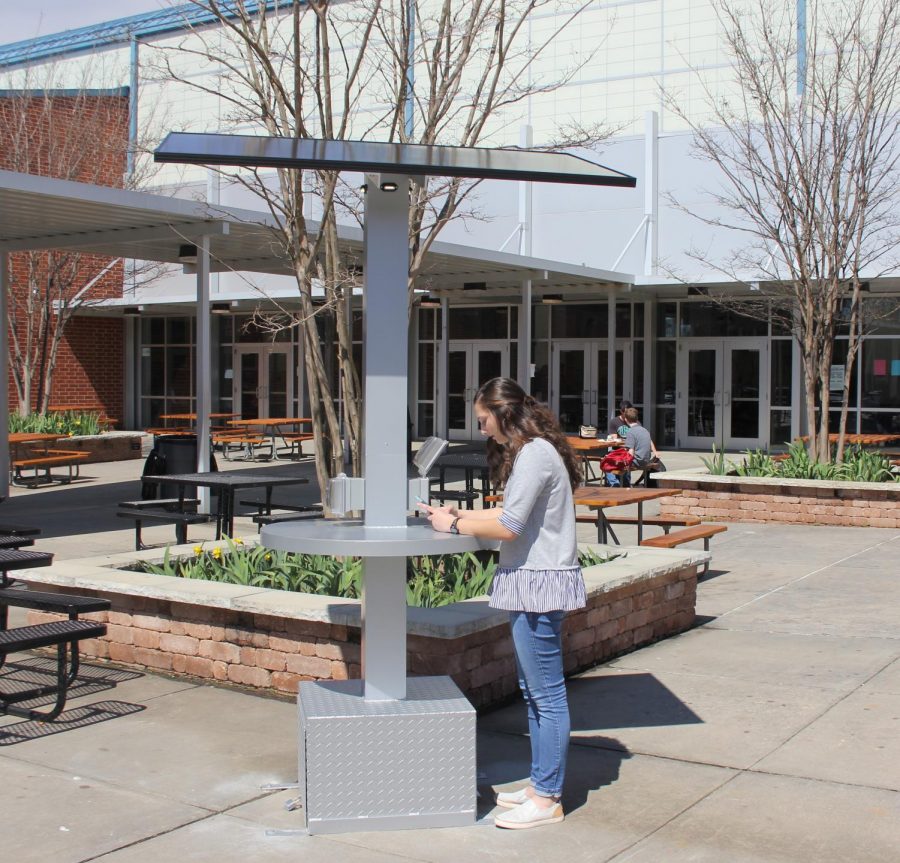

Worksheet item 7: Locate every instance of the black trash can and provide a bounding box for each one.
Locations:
[141,435,218,500]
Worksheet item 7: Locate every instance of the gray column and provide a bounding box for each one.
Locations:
[361,174,411,701]
[0,252,9,501]
[643,111,659,276]
[519,279,532,392]
[607,286,617,422]
[196,236,212,513]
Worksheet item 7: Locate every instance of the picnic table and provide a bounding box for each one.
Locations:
[226,417,313,460]
[8,433,89,487]
[573,486,682,544]
[142,471,310,539]
[797,433,900,447]
[565,435,621,484]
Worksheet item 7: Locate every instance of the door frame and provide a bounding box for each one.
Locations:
[677,337,768,449]
[233,343,294,418]
[550,339,632,432]
[446,340,509,440]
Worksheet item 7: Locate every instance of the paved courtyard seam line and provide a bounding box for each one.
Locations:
[713,532,900,620]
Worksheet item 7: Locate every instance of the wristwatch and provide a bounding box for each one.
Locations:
[449,517,461,535]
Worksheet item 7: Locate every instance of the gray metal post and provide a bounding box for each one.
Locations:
[0,252,9,501]
[607,286,617,421]
[643,111,659,276]
[195,235,212,513]
[362,174,411,700]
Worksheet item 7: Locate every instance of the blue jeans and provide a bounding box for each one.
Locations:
[509,610,570,799]
[604,470,631,487]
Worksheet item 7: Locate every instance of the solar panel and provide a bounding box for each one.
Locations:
[155,133,637,187]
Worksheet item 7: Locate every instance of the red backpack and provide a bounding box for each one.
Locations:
[599,448,634,472]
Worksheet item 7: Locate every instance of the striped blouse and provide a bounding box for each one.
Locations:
[488,437,586,613]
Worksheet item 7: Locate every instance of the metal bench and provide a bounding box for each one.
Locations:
[116,507,209,550]
[0,524,41,537]
[11,449,90,487]
[428,489,481,510]
[253,509,326,528]
[0,587,111,683]
[0,620,108,720]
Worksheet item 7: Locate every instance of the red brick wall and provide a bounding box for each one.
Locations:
[27,563,699,710]
[1,91,129,416]
[659,481,900,528]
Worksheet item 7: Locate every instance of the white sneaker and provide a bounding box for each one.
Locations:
[495,787,530,809]
[494,798,564,829]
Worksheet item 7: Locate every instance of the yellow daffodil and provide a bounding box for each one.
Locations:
[212,547,222,559]
[193,545,203,555]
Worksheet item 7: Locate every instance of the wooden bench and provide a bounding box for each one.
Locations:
[11,449,90,487]
[116,505,209,550]
[278,432,315,459]
[212,432,273,461]
[0,619,108,720]
[640,523,728,574]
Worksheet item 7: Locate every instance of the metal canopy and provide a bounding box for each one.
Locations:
[155,133,638,188]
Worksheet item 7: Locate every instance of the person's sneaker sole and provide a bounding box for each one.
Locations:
[494,801,564,829]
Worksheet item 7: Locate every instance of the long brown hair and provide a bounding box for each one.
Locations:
[475,377,582,491]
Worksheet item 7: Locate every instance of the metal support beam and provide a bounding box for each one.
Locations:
[195,235,212,514]
[607,287,617,424]
[644,111,659,276]
[362,174,411,700]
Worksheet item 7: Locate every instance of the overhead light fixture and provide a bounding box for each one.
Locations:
[178,243,198,263]
[418,294,442,308]
[359,183,368,192]
[542,294,563,305]
[210,301,232,315]
[380,181,398,192]
[463,281,487,291]
[122,306,141,316]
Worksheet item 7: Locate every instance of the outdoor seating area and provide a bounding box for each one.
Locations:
[0,450,896,860]
[8,432,91,488]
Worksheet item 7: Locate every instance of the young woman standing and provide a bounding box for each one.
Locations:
[423,377,585,829]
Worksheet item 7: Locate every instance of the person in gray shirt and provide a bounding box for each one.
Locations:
[421,377,584,830]
[605,407,659,487]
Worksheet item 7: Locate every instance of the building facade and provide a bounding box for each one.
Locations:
[1,1,898,448]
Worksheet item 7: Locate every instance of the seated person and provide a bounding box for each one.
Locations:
[605,407,659,487]
[607,400,632,438]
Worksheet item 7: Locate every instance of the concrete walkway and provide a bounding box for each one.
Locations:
[1,456,898,861]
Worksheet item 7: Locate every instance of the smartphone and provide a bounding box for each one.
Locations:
[415,495,429,506]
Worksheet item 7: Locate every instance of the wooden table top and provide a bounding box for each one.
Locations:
[796,433,900,445]
[159,413,239,421]
[566,435,622,452]
[8,432,62,444]
[573,486,681,508]
[227,417,312,427]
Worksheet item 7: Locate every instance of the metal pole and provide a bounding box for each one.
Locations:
[196,236,212,514]
[519,124,534,392]
[361,174,410,700]
[644,111,658,276]
[607,286,617,424]
[0,252,9,501]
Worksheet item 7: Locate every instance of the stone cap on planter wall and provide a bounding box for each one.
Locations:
[17,542,707,641]
[656,468,900,497]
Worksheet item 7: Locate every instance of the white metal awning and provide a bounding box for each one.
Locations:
[0,169,634,310]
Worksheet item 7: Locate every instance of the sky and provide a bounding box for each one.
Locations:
[5,1,171,45]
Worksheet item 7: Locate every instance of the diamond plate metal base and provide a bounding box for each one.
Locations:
[298,676,476,834]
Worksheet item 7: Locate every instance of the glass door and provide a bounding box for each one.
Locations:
[678,339,767,449]
[447,341,508,439]
[234,345,293,418]
[552,341,630,434]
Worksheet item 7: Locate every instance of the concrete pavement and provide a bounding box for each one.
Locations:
[1,453,898,861]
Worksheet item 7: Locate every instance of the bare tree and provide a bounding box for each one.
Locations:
[667,0,900,461]
[156,0,608,499]
[0,61,161,414]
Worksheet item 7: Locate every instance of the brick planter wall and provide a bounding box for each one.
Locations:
[24,551,700,710]
[657,473,900,528]
[54,432,144,463]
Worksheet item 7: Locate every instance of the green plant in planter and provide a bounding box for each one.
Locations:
[700,444,737,475]
[8,410,103,436]
[735,449,779,477]
[136,541,616,607]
